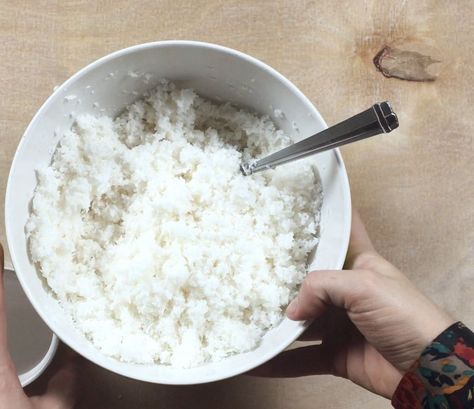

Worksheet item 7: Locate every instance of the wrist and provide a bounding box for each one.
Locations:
[419,310,456,351]
[392,322,474,408]
[399,309,456,372]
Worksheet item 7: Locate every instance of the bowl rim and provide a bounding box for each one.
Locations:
[5,40,352,384]
[19,333,59,387]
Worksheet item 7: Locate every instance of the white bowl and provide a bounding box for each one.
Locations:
[5,41,351,384]
[4,264,58,387]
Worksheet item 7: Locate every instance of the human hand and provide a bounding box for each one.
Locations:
[252,209,455,398]
[0,244,78,409]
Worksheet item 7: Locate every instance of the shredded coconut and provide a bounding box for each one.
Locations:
[27,81,322,368]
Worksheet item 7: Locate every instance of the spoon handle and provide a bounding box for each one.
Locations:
[241,101,399,176]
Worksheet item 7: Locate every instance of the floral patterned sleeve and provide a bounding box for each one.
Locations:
[392,322,474,409]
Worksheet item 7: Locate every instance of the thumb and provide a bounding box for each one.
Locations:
[285,209,377,321]
[286,269,366,321]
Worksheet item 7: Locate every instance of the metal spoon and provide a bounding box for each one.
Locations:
[240,101,399,176]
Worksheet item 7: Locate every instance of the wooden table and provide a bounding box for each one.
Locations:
[1,1,473,408]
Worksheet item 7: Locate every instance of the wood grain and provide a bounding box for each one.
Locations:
[1,1,473,408]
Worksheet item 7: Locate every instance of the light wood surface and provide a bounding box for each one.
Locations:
[1,1,473,408]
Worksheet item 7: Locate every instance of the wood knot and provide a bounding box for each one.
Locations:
[373,46,441,82]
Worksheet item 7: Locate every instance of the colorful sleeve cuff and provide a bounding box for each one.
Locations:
[392,322,474,409]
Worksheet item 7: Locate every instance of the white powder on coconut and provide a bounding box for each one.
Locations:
[27,81,323,368]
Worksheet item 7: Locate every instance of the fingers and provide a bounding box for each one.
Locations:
[248,344,333,377]
[0,244,14,367]
[36,359,78,409]
[286,270,363,321]
[0,244,22,399]
[344,208,377,270]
